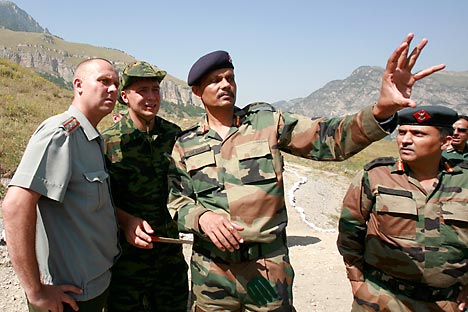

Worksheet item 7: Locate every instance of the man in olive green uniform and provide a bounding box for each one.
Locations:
[443,115,468,162]
[167,33,445,311]
[337,106,468,311]
[103,61,188,312]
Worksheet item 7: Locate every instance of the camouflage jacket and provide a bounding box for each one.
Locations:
[168,103,391,243]
[103,115,181,237]
[442,144,468,161]
[337,157,468,288]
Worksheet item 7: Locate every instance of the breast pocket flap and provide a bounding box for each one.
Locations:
[83,170,109,183]
[237,140,270,160]
[185,149,215,172]
[442,202,468,222]
[376,186,417,215]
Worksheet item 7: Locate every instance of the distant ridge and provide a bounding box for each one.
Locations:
[273,66,468,118]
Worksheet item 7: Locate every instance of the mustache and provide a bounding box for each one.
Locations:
[217,90,235,99]
[399,147,414,152]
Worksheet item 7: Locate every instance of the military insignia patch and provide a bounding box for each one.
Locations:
[62,117,80,134]
[412,109,431,123]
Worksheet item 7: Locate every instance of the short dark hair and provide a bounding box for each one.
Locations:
[437,126,453,139]
[459,115,468,122]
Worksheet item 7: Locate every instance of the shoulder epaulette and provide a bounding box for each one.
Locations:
[364,157,396,171]
[61,117,80,134]
[242,102,276,114]
[178,123,199,137]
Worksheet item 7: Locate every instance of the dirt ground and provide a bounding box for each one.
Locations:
[0,162,353,311]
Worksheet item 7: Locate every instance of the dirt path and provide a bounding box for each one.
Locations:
[283,164,353,311]
[0,162,354,311]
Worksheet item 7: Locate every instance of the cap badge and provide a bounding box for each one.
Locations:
[412,109,431,123]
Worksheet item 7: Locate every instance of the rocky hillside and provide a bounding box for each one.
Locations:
[0,1,201,108]
[274,66,468,117]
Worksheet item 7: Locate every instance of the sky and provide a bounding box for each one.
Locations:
[10,0,468,106]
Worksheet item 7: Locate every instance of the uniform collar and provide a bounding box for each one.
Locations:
[119,114,162,136]
[446,144,468,154]
[196,107,244,135]
[67,105,100,141]
[392,158,461,175]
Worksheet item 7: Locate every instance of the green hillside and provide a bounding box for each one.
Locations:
[0,58,200,175]
[0,58,72,173]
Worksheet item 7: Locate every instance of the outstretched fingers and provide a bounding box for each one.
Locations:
[406,38,428,70]
[397,33,414,69]
[385,41,408,74]
[413,63,446,81]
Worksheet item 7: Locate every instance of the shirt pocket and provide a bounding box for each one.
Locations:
[83,170,109,211]
[375,186,417,239]
[237,140,277,184]
[441,201,468,246]
[184,146,219,195]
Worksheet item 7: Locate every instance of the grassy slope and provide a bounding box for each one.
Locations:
[0,28,183,84]
[0,28,135,66]
[0,58,72,173]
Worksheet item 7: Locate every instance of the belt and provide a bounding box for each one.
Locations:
[193,233,286,263]
[364,264,461,302]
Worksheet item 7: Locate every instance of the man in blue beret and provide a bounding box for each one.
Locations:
[168,33,446,311]
[337,105,468,311]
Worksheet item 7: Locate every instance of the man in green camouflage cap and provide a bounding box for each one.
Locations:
[102,60,188,311]
[167,34,446,311]
[337,105,468,311]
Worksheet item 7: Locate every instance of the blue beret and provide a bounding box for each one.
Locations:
[398,105,459,128]
[187,50,234,86]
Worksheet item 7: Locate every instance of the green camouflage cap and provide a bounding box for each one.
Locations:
[118,61,167,104]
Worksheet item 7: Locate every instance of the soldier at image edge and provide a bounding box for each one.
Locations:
[442,115,468,161]
[337,105,468,311]
[167,33,445,311]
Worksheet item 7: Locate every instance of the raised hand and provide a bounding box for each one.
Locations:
[373,33,446,120]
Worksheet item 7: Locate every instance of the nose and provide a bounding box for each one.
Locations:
[108,83,118,93]
[219,77,231,89]
[400,132,413,144]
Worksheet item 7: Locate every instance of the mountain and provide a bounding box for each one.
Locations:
[274,66,468,117]
[1,1,466,121]
[0,1,49,33]
[0,1,202,109]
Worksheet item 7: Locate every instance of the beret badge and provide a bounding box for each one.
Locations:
[412,109,431,123]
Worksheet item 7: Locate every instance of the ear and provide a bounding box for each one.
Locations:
[192,85,202,98]
[441,135,453,151]
[121,90,130,105]
[73,77,83,94]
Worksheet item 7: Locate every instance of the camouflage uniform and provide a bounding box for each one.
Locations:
[337,157,468,311]
[103,115,189,312]
[442,144,468,162]
[168,102,393,311]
